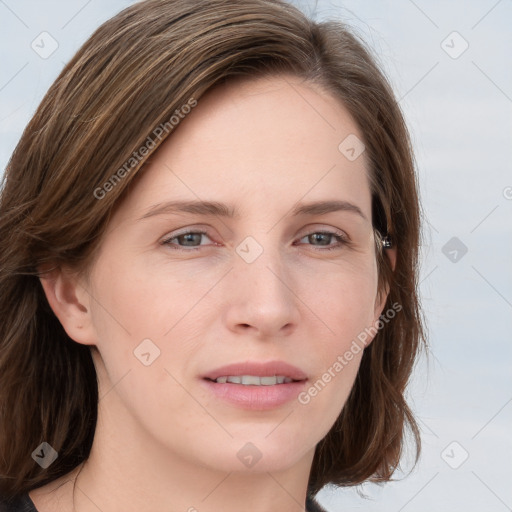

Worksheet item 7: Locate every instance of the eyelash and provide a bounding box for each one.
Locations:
[161,228,350,252]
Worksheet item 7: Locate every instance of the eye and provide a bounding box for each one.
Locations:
[161,228,349,252]
[296,230,349,251]
[161,229,214,250]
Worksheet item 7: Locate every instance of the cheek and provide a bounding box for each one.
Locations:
[87,257,200,443]
[89,252,198,341]
[293,257,378,428]
[87,253,217,405]
[303,253,380,338]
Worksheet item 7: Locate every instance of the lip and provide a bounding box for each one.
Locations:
[201,360,308,411]
[202,360,308,381]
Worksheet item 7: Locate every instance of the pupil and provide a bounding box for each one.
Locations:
[311,233,329,246]
[181,233,201,246]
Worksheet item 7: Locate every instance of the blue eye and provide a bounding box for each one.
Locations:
[162,230,211,250]
[161,229,348,251]
[296,231,348,251]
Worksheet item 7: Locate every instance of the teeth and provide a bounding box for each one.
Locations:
[242,375,261,385]
[214,375,294,385]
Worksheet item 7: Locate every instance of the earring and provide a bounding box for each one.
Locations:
[381,235,392,249]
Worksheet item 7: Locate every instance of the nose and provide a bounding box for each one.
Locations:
[222,243,301,339]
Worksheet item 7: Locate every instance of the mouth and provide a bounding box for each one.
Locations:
[201,361,308,410]
[206,375,296,385]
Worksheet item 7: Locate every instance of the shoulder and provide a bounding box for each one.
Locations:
[306,494,329,512]
[0,493,38,512]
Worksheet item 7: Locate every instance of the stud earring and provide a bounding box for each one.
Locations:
[381,235,392,249]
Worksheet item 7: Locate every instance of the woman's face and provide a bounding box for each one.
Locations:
[79,75,390,473]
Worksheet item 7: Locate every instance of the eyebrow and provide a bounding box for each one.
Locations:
[138,199,368,222]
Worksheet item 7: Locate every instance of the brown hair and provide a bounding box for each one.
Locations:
[0,0,425,499]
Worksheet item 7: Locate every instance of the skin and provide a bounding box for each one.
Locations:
[35,74,396,512]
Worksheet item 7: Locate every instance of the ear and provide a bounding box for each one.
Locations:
[38,264,96,346]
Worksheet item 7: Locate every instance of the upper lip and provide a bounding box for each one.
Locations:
[203,361,308,381]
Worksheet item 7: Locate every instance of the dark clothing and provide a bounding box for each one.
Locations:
[0,492,328,511]
[0,494,37,512]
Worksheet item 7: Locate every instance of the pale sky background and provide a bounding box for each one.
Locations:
[1,1,511,511]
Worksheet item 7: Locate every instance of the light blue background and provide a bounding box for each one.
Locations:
[1,1,511,510]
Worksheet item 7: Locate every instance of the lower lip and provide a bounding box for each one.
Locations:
[201,379,307,410]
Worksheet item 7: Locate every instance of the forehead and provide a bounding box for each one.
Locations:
[121,74,371,219]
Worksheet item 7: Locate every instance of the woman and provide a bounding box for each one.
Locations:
[0,0,425,511]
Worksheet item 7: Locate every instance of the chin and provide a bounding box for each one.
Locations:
[193,434,315,474]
